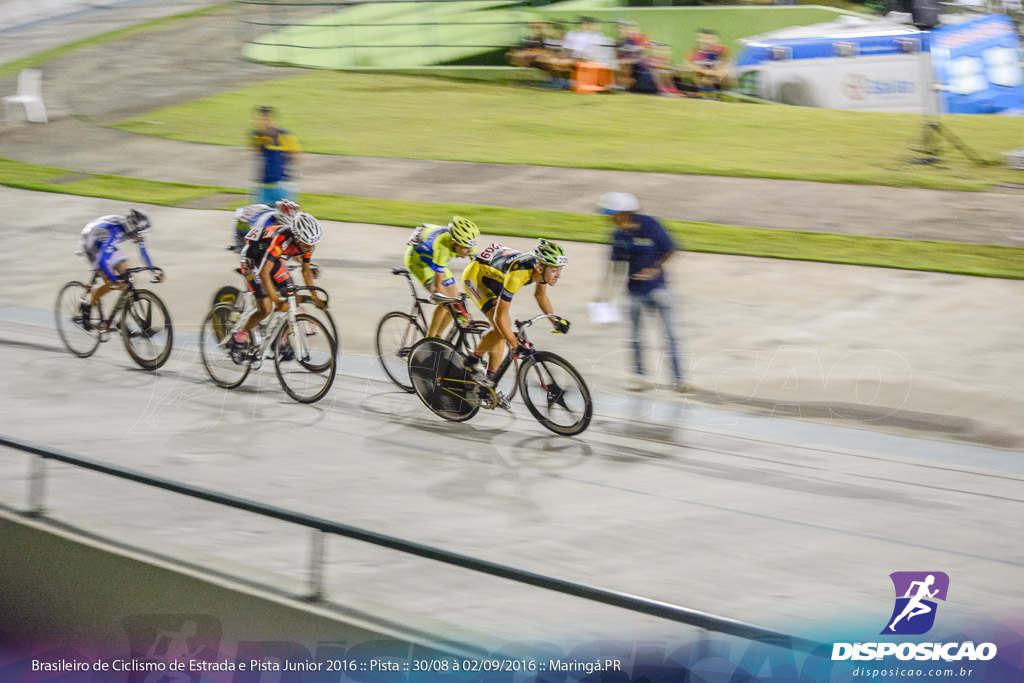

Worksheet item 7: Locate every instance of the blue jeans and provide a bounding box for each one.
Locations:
[627,287,686,382]
[255,182,295,206]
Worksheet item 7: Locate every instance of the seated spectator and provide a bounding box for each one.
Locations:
[535,23,574,89]
[614,20,646,91]
[508,21,552,70]
[561,17,607,63]
[686,29,729,95]
[538,17,609,90]
[632,42,682,97]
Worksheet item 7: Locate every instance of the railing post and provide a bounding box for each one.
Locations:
[27,455,47,517]
[307,529,326,601]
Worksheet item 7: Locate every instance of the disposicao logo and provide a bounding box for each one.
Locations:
[882,571,948,635]
[831,572,998,662]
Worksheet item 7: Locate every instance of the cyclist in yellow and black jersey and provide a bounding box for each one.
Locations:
[461,239,570,386]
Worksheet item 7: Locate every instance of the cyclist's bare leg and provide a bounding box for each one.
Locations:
[89,264,127,306]
[427,280,458,338]
[479,308,506,373]
[243,296,273,335]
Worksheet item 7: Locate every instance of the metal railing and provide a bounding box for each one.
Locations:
[0,433,818,652]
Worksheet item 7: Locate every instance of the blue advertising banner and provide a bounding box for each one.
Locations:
[930,14,1024,115]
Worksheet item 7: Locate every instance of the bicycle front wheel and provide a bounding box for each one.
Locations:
[55,281,101,358]
[200,303,250,389]
[376,311,425,392]
[274,314,337,403]
[408,338,479,422]
[120,289,174,370]
[299,301,340,359]
[519,351,593,436]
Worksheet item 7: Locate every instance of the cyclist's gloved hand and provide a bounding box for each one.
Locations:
[516,342,536,358]
[552,317,570,334]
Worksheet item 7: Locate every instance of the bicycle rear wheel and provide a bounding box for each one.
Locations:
[274,314,337,403]
[55,281,101,358]
[408,338,479,422]
[376,311,425,392]
[211,284,241,308]
[200,303,250,389]
[519,351,593,436]
[120,289,174,370]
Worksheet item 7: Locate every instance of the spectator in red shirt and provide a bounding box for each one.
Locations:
[686,29,729,95]
[614,20,646,91]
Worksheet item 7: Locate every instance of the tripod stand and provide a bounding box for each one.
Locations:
[910,114,984,165]
[908,49,983,166]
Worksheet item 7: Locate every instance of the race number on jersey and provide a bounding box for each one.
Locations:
[477,243,508,263]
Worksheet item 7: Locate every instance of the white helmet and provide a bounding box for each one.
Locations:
[292,212,322,245]
[597,192,641,215]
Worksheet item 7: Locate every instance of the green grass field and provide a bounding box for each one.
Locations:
[116,71,1024,191]
[3,156,1022,279]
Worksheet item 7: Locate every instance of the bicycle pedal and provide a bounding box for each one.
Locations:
[474,385,498,409]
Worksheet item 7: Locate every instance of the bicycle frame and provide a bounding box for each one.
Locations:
[86,266,164,338]
[227,261,314,325]
[393,268,432,332]
[429,292,490,352]
[480,313,558,391]
[223,285,331,368]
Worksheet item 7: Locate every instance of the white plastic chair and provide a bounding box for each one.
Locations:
[3,69,48,123]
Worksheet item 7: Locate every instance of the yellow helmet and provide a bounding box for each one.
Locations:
[449,216,480,249]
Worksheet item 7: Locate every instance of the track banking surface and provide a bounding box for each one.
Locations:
[1,190,1022,648]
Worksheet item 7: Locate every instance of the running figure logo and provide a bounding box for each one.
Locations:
[881,572,949,635]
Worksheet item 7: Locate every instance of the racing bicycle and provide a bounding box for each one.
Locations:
[407,295,592,436]
[55,266,173,370]
[375,267,492,392]
[375,269,524,400]
[199,284,337,403]
[211,254,338,355]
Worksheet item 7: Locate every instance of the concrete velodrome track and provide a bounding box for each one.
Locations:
[0,188,1022,648]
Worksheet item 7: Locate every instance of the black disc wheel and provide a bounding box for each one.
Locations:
[408,338,479,422]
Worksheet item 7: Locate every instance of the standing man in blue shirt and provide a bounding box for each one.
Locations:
[251,105,301,206]
[597,192,691,393]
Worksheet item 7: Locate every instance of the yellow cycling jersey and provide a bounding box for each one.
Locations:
[405,224,476,287]
[462,244,539,312]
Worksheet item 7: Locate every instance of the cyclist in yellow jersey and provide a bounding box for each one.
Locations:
[404,216,480,337]
[461,239,570,387]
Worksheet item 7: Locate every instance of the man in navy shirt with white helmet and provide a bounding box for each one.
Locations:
[597,192,691,393]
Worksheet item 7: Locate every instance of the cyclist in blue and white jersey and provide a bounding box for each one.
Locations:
[78,208,163,329]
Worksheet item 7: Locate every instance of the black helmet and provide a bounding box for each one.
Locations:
[124,209,152,237]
